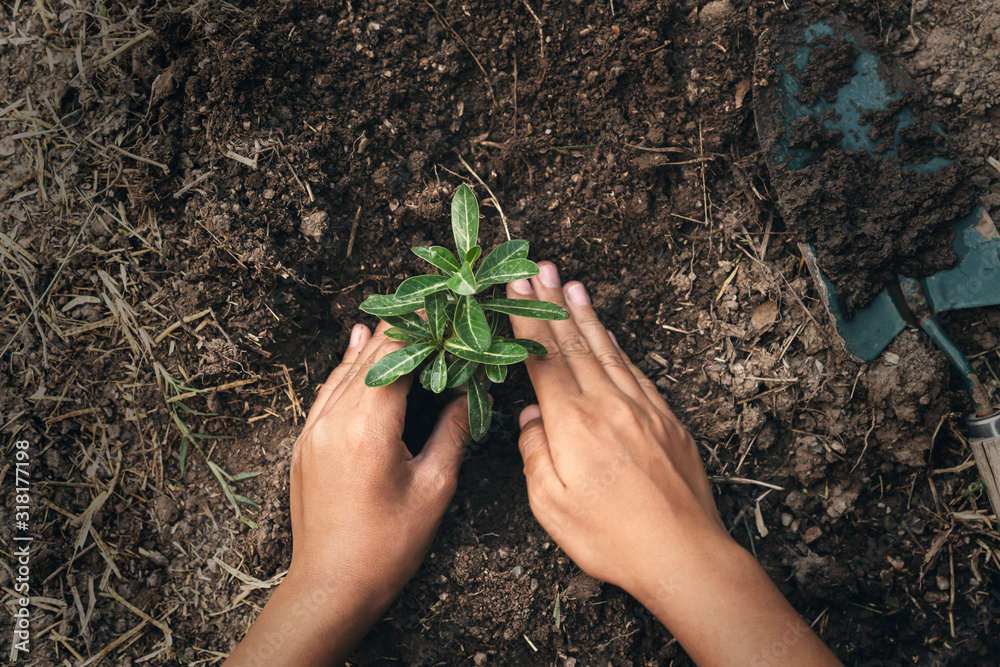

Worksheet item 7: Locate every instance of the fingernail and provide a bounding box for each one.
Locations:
[566,282,590,306]
[607,330,620,349]
[519,404,542,428]
[539,262,560,288]
[510,279,532,294]
[349,324,364,347]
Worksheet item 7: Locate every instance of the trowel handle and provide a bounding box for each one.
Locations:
[967,412,1000,524]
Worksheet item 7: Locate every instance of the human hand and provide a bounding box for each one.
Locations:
[505,263,727,595]
[506,263,840,666]
[286,320,471,601]
[227,321,471,666]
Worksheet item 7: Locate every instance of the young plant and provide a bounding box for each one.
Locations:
[360,184,568,439]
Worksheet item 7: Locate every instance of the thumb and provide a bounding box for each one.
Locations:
[518,404,556,482]
[415,395,472,491]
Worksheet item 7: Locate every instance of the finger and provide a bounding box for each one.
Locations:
[354,336,413,418]
[613,333,682,421]
[506,278,580,403]
[517,404,562,487]
[305,323,371,428]
[413,395,471,498]
[561,281,648,401]
[339,319,395,390]
[527,262,610,386]
[319,321,405,422]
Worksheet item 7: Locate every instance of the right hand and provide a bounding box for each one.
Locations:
[505,263,730,595]
[507,263,841,667]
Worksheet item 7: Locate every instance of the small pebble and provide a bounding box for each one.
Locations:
[474,651,488,666]
[146,551,169,568]
[781,512,793,527]
[154,495,179,524]
[510,566,524,578]
[530,578,539,593]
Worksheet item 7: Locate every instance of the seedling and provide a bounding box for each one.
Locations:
[360,184,568,439]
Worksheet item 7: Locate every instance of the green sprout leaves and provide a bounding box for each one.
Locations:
[454,295,492,351]
[366,342,437,387]
[360,184,569,439]
[481,298,570,320]
[412,246,460,274]
[451,183,479,258]
[395,274,449,301]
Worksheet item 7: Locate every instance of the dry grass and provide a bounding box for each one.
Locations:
[0,3,289,663]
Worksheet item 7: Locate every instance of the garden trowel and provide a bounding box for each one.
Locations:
[754,16,1000,519]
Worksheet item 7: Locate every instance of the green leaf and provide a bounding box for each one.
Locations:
[465,245,482,265]
[424,291,448,341]
[476,258,540,287]
[478,239,529,278]
[234,494,260,507]
[446,357,479,388]
[365,343,436,387]
[429,350,448,394]
[385,327,434,344]
[444,339,529,365]
[419,361,435,391]
[510,337,548,355]
[230,471,262,481]
[467,374,491,440]
[176,402,215,416]
[209,461,248,524]
[360,294,423,317]
[490,310,508,338]
[412,246,461,275]
[451,183,479,258]
[395,274,449,301]
[383,312,431,337]
[454,295,492,352]
[445,263,478,295]
[485,364,507,383]
[178,436,189,474]
[481,298,569,320]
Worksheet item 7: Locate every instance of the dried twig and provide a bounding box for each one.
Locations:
[455,152,511,241]
[103,141,170,175]
[424,1,495,104]
[521,0,546,62]
[0,195,92,361]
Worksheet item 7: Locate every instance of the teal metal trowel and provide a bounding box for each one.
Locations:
[755,17,1000,517]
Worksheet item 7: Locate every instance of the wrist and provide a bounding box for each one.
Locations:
[226,571,391,666]
[284,554,408,617]
[628,533,838,666]
[628,527,746,617]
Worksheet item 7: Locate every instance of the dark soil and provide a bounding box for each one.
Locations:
[754,13,977,312]
[3,0,1000,665]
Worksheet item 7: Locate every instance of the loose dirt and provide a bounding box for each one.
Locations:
[754,12,977,312]
[2,0,1000,665]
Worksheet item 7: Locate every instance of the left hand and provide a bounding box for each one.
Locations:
[226,321,471,666]
[286,320,472,600]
